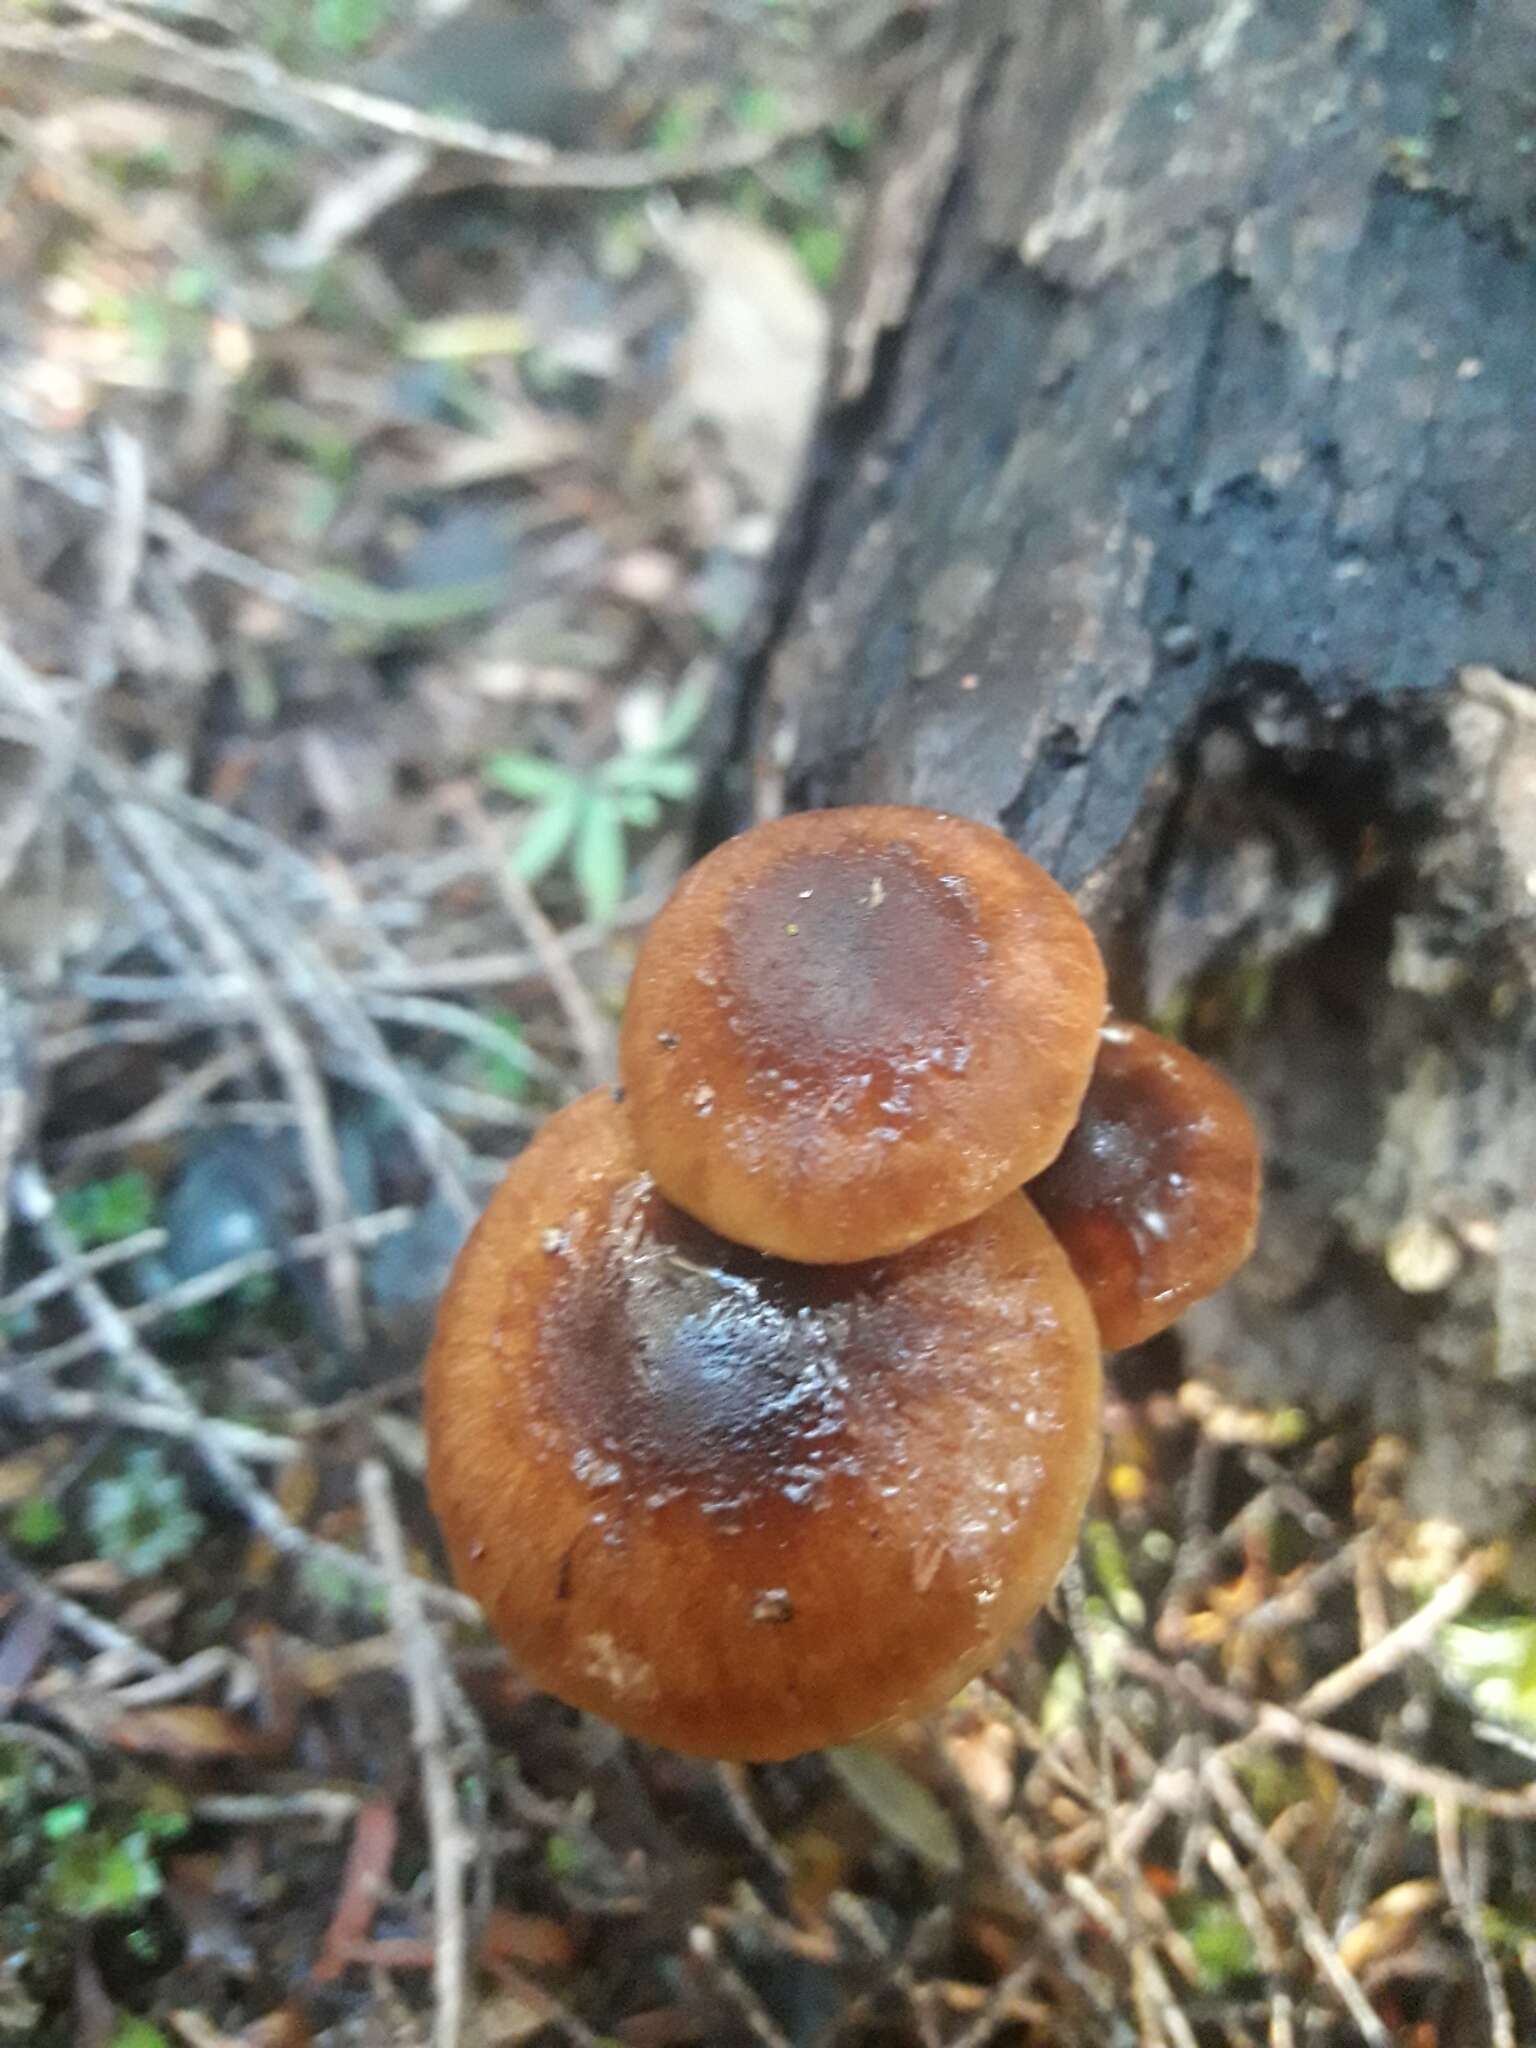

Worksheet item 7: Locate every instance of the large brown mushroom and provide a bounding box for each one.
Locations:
[426,1090,1103,1761]
[1028,1020,1261,1350]
[618,806,1107,1264]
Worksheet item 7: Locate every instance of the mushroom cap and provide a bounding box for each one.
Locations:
[426,1090,1103,1761]
[1028,1021,1261,1350]
[618,806,1107,1263]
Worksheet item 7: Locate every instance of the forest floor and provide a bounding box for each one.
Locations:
[3,7,1536,2046]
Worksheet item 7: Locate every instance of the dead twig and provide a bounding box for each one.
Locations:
[0,984,34,1289]
[42,0,928,194]
[1,420,332,615]
[14,1205,412,1377]
[1203,1831,1296,2048]
[1436,1800,1517,2048]
[1119,1643,1536,1821]
[99,797,367,1348]
[687,1923,794,2048]
[9,1159,477,1623]
[359,1460,474,2048]
[1203,1753,1389,2047]
[0,1381,299,1465]
[0,1537,169,1677]
[1292,1546,1501,1722]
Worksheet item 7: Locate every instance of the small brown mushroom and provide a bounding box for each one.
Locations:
[618,806,1107,1263]
[426,1090,1103,1761]
[1028,1020,1261,1350]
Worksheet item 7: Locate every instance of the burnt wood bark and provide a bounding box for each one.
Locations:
[715,0,1536,1526]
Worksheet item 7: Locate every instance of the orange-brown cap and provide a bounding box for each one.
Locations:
[426,1090,1103,1760]
[1028,1021,1261,1351]
[618,807,1107,1264]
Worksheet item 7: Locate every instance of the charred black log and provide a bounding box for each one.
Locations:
[714,0,1536,1526]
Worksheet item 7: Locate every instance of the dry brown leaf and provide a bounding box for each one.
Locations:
[480,1907,579,1973]
[105,1704,286,1762]
[1338,1879,1445,1974]
[666,209,829,517]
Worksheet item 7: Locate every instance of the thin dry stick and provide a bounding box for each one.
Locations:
[160,834,483,1224]
[928,1734,1114,2036]
[48,0,926,193]
[445,786,614,1085]
[19,1205,412,1376]
[1119,1644,1536,1822]
[362,992,566,1093]
[713,1762,792,1889]
[3,420,332,614]
[268,140,432,272]
[1,1383,298,1464]
[1292,1547,1501,1722]
[0,653,79,900]
[687,1924,794,2048]
[357,900,660,994]
[1435,1800,1517,2048]
[1060,1870,1200,2048]
[1202,1753,1390,2048]
[947,1953,1048,2048]
[358,1459,473,2048]
[0,1226,166,1314]
[81,422,148,690]
[1203,1832,1296,2048]
[10,1160,476,1622]
[102,799,366,1347]
[0,983,34,1288]
[0,1538,169,1676]
[55,1046,260,1164]
[1062,1560,1190,2048]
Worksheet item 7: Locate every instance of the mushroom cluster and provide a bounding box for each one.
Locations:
[426,807,1260,1760]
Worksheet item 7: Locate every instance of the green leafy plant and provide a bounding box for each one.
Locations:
[58,1171,155,1248]
[42,1793,187,1918]
[311,0,392,53]
[472,1008,532,1101]
[9,1496,64,1551]
[1438,1612,1536,1731]
[110,2021,171,2048]
[298,1548,388,1619]
[2,1742,188,2040]
[87,1449,204,1578]
[1173,1896,1258,1992]
[485,677,709,924]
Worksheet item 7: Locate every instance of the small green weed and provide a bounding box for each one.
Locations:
[1173,1896,1258,1991]
[58,1171,155,1248]
[87,1449,204,1578]
[9,1496,64,1552]
[485,675,709,924]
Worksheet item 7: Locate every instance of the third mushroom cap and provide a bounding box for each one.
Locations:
[618,806,1108,1264]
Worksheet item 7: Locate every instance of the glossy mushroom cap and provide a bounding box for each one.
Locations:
[426,1090,1103,1761]
[618,806,1107,1264]
[1028,1021,1261,1351]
